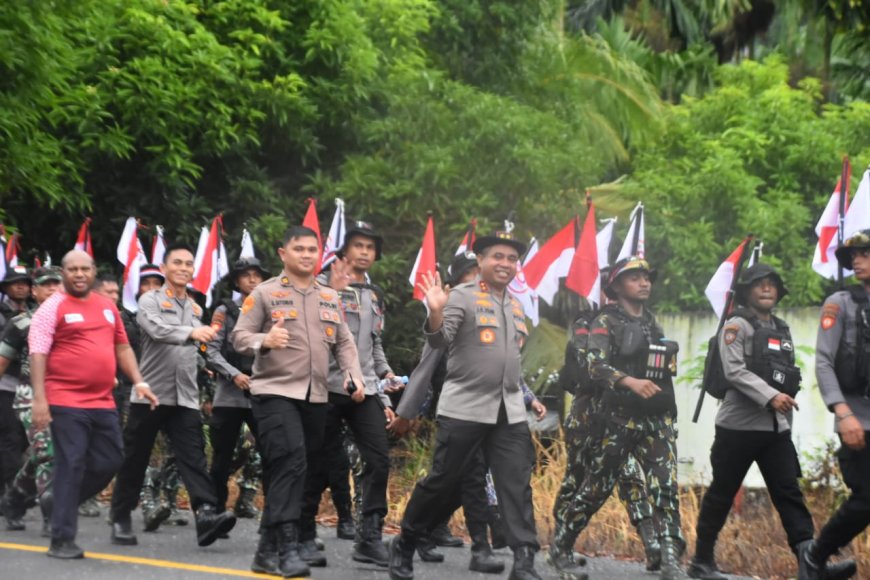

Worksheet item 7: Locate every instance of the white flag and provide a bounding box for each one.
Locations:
[152,225,166,265]
[240,228,255,259]
[616,203,644,261]
[844,169,870,243]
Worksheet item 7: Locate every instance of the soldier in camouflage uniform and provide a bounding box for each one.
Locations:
[549,257,684,580]
[0,267,62,533]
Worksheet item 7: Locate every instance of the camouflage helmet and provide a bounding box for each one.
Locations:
[835,229,870,270]
[603,256,656,299]
[446,251,479,286]
[32,266,62,286]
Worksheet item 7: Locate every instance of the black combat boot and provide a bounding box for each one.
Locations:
[659,536,687,580]
[546,542,588,580]
[40,492,52,538]
[2,488,26,531]
[468,520,505,573]
[47,538,85,559]
[416,533,444,562]
[195,503,236,547]
[78,496,101,518]
[510,545,543,580]
[276,522,310,578]
[431,521,463,547]
[110,510,138,546]
[388,534,415,580]
[234,485,261,519]
[298,517,327,566]
[637,518,661,571]
[687,557,727,580]
[140,471,171,532]
[797,540,857,580]
[251,526,280,575]
[353,513,390,566]
[335,498,356,540]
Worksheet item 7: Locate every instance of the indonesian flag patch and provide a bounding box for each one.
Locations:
[768,338,781,351]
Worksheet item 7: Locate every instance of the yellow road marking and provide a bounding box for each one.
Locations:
[0,541,297,578]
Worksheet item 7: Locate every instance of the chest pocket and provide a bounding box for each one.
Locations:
[476,311,499,346]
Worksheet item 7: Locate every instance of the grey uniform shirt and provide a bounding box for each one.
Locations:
[135,285,203,410]
[816,289,870,431]
[716,315,791,432]
[396,342,444,419]
[206,302,250,409]
[425,278,529,425]
[319,273,392,403]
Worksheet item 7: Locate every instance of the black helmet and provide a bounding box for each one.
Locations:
[338,220,383,261]
[735,263,788,304]
[446,251,479,286]
[227,257,270,291]
[603,257,656,299]
[0,265,31,288]
[139,263,164,282]
[835,229,870,270]
[472,231,526,256]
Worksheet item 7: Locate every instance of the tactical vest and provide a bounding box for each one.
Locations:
[558,309,598,395]
[834,286,870,397]
[729,308,801,397]
[219,299,254,375]
[603,307,679,417]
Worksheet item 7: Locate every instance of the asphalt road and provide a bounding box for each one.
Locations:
[0,506,756,579]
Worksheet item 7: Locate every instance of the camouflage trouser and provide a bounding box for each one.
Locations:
[553,411,682,552]
[556,395,653,529]
[9,405,54,502]
[139,433,183,512]
[230,424,261,493]
[342,423,363,521]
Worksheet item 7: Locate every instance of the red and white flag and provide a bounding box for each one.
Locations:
[616,203,645,261]
[705,237,752,319]
[301,198,323,273]
[74,218,94,257]
[508,238,540,326]
[523,218,577,305]
[151,225,166,265]
[5,233,19,269]
[116,217,147,312]
[321,198,345,269]
[844,169,870,243]
[409,215,436,301]
[566,205,601,305]
[193,216,229,307]
[455,218,477,255]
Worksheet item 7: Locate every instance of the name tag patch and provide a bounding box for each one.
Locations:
[64,313,84,324]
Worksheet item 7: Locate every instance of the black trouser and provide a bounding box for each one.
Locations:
[50,406,123,541]
[111,404,218,518]
[814,432,870,561]
[431,447,492,533]
[0,391,27,489]
[401,404,538,550]
[306,417,352,519]
[301,393,389,537]
[695,427,814,560]
[209,406,259,511]
[252,395,326,528]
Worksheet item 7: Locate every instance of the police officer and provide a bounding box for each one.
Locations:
[206,257,269,517]
[690,264,855,580]
[800,229,870,580]
[232,225,365,578]
[389,231,541,580]
[549,257,682,580]
[0,267,62,532]
[299,221,396,568]
[109,243,236,548]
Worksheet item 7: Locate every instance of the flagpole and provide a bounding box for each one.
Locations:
[692,234,754,423]
[837,156,850,289]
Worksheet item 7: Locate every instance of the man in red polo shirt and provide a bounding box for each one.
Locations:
[29,250,157,559]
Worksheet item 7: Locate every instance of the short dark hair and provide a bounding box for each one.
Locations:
[93,272,119,288]
[281,226,319,246]
[163,242,195,263]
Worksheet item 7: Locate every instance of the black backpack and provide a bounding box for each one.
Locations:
[558,308,607,395]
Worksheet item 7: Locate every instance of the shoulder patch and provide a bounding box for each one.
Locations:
[241,295,256,314]
[723,325,739,345]
[821,303,840,331]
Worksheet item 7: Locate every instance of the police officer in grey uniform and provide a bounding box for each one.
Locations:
[388,231,541,580]
[800,230,870,580]
[232,225,365,578]
[690,264,854,580]
[109,243,236,548]
[300,221,396,568]
[206,257,269,516]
